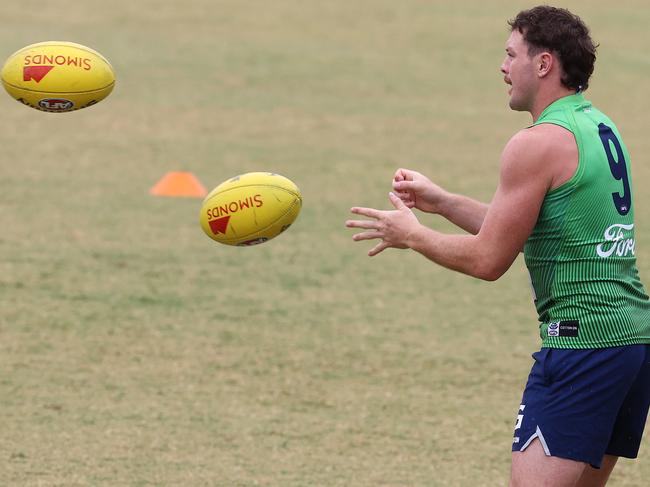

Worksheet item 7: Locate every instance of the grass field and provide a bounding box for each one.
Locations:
[2,1,650,485]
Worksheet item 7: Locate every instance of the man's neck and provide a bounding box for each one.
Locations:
[530,87,577,122]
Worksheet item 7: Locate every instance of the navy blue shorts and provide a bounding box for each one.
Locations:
[512,344,650,468]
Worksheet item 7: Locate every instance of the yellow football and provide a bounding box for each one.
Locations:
[199,172,302,246]
[1,41,115,112]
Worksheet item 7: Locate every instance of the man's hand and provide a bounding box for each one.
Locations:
[346,192,422,256]
[392,168,450,214]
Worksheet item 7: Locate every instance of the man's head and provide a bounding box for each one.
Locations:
[508,6,597,92]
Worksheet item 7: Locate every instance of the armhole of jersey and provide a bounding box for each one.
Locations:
[533,117,584,199]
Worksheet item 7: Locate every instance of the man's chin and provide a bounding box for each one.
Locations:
[508,99,526,112]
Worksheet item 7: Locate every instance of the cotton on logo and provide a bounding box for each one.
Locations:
[596,223,635,258]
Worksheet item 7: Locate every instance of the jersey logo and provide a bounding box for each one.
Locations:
[547,320,579,337]
[596,223,635,258]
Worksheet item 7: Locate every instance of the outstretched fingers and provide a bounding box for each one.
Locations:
[350,206,383,219]
[345,218,379,230]
[351,230,382,242]
[388,191,407,209]
[368,241,390,256]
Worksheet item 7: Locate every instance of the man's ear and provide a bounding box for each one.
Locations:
[538,52,553,78]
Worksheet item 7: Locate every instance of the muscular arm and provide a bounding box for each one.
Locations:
[348,125,575,280]
[436,193,488,235]
[408,132,550,279]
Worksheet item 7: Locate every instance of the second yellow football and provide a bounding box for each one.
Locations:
[199,172,302,246]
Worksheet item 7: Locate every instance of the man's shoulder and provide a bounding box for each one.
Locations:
[526,122,575,141]
[501,125,577,188]
[504,124,573,160]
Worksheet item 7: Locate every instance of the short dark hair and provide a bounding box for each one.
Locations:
[508,5,597,91]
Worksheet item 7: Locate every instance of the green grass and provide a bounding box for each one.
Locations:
[2,1,650,485]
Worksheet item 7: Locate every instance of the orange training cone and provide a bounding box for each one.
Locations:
[150,171,207,198]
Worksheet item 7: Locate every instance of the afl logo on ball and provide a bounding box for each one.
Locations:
[38,98,74,111]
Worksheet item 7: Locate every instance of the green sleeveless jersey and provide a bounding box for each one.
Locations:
[524,93,650,348]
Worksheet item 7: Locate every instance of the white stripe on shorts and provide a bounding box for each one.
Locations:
[519,426,551,456]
